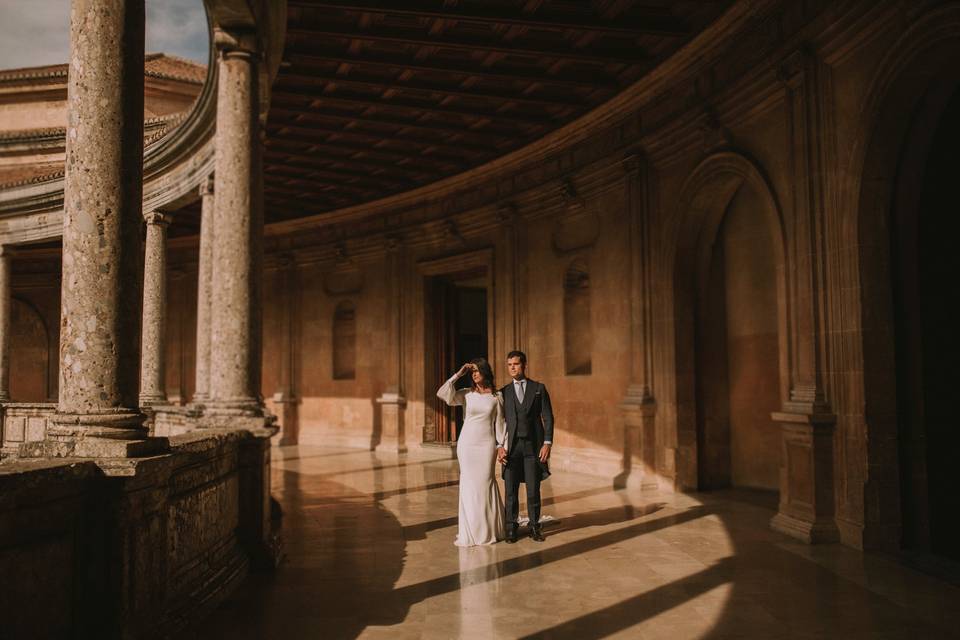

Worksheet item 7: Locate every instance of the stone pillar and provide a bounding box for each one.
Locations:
[139,212,171,406]
[206,28,263,418]
[37,0,160,457]
[0,246,11,402]
[272,254,299,445]
[193,175,215,404]
[376,235,407,453]
[616,153,658,490]
[772,48,838,543]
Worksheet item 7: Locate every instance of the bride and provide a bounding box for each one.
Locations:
[437,358,506,546]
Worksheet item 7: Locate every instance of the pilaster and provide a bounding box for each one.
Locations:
[616,153,658,490]
[376,234,407,454]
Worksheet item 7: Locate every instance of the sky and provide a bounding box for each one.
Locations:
[0,0,209,70]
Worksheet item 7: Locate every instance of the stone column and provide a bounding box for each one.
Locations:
[38,0,159,457]
[206,28,263,419]
[772,48,838,543]
[139,212,171,406]
[617,153,658,490]
[0,246,11,402]
[193,175,214,404]
[376,235,407,453]
[272,254,300,445]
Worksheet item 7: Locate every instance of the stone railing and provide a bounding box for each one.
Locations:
[0,402,56,458]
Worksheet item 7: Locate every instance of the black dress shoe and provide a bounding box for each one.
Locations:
[530,525,545,542]
[505,525,518,544]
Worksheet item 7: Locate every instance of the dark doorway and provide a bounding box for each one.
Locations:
[895,86,960,560]
[424,271,488,444]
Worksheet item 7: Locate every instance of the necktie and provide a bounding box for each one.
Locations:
[516,380,525,403]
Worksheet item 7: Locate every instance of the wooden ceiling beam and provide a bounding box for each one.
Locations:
[279,71,585,108]
[266,164,414,191]
[264,186,347,208]
[273,85,552,127]
[265,136,468,171]
[264,148,440,182]
[265,121,497,159]
[268,105,515,146]
[288,1,688,38]
[286,25,648,65]
[266,178,376,199]
[286,51,619,89]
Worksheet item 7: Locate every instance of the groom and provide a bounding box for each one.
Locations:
[497,350,554,543]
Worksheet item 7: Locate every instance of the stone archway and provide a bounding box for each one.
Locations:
[847,6,960,554]
[668,152,789,495]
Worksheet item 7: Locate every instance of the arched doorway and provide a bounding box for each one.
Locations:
[893,85,960,560]
[851,12,960,553]
[671,153,788,496]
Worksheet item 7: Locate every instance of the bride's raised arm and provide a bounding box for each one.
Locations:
[437,363,473,407]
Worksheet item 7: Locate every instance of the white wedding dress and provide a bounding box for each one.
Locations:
[437,375,506,546]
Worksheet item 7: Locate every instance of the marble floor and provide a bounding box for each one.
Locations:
[190,445,960,639]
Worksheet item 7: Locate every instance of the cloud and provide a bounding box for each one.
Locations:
[146,0,210,63]
[0,0,209,70]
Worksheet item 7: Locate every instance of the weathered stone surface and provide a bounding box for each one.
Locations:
[52,0,147,441]
[193,175,215,403]
[0,427,276,637]
[140,211,172,406]
[0,246,10,402]
[206,30,262,418]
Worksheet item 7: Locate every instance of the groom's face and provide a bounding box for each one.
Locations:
[506,356,525,380]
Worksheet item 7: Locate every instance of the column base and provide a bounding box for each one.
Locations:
[771,408,837,545]
[19,435,169,459]
[617,388,657,490]
[376,392,407,454]
[203,398,264,418]
[139,393,169,407]
[771,512,839,544]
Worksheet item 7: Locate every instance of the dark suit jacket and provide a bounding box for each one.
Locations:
[499,378,553,482]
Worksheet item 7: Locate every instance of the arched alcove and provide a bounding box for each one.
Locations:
[9,298,49,402]
[563,258,592,376]
[332,300,356,381]
[668,152,789,493]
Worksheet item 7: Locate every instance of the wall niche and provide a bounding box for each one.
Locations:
[332,300,356,380]
[563,258,592,376]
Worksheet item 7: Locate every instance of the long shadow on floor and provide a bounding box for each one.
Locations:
[401,483,622,540]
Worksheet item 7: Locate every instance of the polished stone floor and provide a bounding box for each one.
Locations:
[191,445,960,639]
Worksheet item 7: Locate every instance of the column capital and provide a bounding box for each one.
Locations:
[144,211,173,227]
[777,44,817,90]
[496,202,518,225]
[384,233,404,252]
[199,174,214,197]
[213,27,259,59]
[622,151,647,176]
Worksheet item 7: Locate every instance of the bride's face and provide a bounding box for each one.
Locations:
[471,369,484,386]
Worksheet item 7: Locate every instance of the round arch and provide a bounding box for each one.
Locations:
[844,5,960,551]
[665,151,789,491]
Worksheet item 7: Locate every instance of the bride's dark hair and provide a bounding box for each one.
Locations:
[470,357,495,391]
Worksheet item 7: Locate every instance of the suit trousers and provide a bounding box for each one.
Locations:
[504,437,541,527]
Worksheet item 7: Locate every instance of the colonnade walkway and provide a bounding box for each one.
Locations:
[191,445,960,639]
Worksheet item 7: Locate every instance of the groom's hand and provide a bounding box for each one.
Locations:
[497,447,507,464]
[539,444,551,463]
